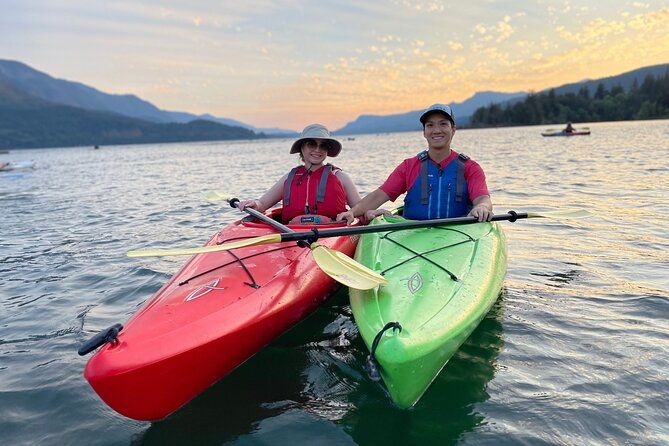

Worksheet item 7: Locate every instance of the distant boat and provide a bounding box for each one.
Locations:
[0,150,9,154]
[0,161,35,172]
[541,127,590,137]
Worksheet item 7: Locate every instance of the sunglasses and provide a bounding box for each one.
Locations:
[303,139,332,151]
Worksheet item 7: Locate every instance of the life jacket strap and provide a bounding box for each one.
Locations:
[316,164,332,204]
[283,166,300,206]
[418,151,429,205]
[456,153,469,202]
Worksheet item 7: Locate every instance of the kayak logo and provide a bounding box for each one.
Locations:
[407,272,423,294]
[185,278,223,302]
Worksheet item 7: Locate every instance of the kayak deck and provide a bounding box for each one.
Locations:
[350,215,507,407]
[83,214,357,420]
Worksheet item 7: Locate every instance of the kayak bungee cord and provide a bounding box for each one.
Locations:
[179,245,292,286]
[179,223,304,287]
[379,231,475,279]
[224,249,261,289]
[378,226,478,282]
[365,321,403,381]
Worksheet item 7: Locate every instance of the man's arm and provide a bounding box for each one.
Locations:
[337,188,391,224]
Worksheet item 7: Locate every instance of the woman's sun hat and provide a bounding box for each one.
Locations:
[290,123,342,157]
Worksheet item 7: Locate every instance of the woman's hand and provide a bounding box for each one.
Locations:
[337,210,356,225]
[237,199,265,213]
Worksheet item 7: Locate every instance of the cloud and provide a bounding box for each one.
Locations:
[390,0,445,12]
[448,40,463,50]
[628,7,669,30]
[556,18,626,44]
[377,34,402,43]
[495,16,515,42]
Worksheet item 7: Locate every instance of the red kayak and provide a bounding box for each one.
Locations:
[81,210,357,421]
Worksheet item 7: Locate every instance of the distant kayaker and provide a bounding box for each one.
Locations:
[338,103,493,223]
[0,162,8,171]
[237,123,361,224]
[564,122,575,133]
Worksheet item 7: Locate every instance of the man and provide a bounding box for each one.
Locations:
[338,104,493,223]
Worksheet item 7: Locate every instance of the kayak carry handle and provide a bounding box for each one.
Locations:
[78,323,123,356]
[365,321,402,381]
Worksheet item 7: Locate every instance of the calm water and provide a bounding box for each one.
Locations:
[1,120,668,445]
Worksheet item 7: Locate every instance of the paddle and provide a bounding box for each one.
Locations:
[127,193,387,290]
[128,208,591,255]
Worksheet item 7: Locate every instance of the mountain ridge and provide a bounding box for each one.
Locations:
[1,60,666,148]
[0,78,259,149]
[335,64,669,134]
[335,90,526,135]
[0,59,296,135]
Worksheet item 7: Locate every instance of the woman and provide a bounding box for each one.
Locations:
[238,124,361,224]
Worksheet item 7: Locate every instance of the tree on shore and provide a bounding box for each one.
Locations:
[469,71,669,127]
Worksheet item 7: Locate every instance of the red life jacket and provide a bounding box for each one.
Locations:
[281,164,347,223]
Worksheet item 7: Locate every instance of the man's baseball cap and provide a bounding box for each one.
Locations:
[419,104,455,125]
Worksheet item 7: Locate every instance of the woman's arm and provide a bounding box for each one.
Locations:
[237,174,287,212]
[335,170,362,207]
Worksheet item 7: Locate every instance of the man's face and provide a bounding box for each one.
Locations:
[423,113,456,150]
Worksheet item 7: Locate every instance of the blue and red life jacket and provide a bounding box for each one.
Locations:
[282,164,347,223]
[403,151,471,220]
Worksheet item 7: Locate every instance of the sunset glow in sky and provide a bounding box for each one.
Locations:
[2,0,668,130]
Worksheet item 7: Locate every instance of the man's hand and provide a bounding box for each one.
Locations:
[469,204,493,222]
[364,209,393,221]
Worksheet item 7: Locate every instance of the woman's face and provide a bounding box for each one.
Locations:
[301,138,330,165]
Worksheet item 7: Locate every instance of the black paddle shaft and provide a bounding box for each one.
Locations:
[229,198,295,233]
[274,211,529,242]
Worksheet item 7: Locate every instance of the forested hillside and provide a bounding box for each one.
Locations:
[469,71,669,127]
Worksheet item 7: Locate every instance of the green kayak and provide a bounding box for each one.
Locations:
[349,214,507,408]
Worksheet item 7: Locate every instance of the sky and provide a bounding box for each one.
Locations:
[1,0,668,130]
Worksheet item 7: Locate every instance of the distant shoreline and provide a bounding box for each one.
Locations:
[5,117,668,151]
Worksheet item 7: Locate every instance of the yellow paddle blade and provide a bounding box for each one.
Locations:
[127,234,283,257]
[331,249,390,282]
[310,243,387,290]
[528,209,592,219]
[204,191,234,203]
